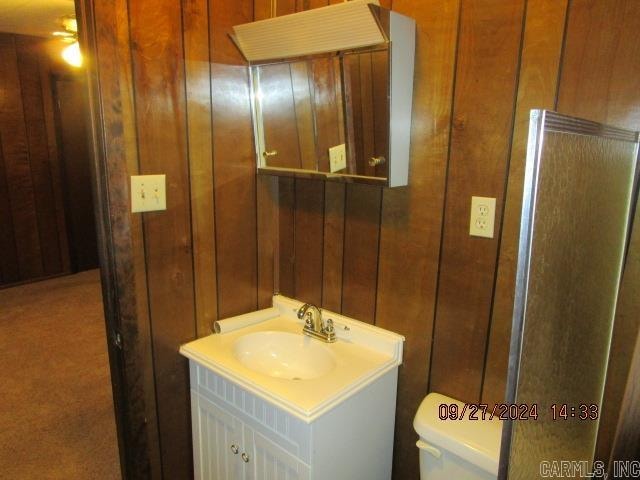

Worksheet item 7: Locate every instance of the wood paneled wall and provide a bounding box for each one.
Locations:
[0,34,70,286]
[271,1,640,478]
[89,0,257,477]
[86,0,640,478]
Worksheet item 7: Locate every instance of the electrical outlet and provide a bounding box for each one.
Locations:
[131,174,166,213]
[469,196,496,238]
[329,144,347,173]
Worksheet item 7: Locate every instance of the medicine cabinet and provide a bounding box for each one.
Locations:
[231,0,415,187]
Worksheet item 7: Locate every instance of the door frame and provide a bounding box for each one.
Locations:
[74,0,161,477]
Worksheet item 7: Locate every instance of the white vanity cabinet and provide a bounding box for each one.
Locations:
[192,389,309,479]
[188,361,399,480]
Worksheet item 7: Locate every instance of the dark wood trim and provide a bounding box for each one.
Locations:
[75,0,129,477]
[76,0,162,480]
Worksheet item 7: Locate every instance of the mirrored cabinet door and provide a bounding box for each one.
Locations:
[254,51,390,180]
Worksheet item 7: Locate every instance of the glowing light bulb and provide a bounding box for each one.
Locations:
[62,41,82,68]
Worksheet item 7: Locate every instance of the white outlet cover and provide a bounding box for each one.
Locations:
[469,196,496,238]
[131,174,167,213]
[329,144,347,173]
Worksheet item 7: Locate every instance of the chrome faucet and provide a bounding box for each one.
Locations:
[297,303,336,343]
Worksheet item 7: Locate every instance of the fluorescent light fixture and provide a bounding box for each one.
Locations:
[232,0,386,62]
[62,41,82,68]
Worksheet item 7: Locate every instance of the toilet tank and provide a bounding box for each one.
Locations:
[413,393,502,480]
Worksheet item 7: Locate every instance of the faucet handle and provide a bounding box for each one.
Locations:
[304,312,314,329]
[324,318,334,334]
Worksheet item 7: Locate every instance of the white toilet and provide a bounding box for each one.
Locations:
[413,393,503,480]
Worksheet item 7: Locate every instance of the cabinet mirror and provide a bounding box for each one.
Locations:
[252,49,390,183]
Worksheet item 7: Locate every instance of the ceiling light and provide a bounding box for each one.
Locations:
[61,16,77,33]
[62,41,82,68]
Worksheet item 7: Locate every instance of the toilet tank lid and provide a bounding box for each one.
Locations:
[413,393,503,475]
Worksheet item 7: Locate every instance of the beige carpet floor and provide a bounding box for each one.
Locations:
[0,270,121,479]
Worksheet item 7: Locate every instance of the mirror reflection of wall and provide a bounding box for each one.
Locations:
[256,49,390,179]
[343,50,389,178]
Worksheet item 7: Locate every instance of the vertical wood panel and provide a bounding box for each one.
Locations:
[211,64,257,318]
[128,0,196,476]
[557,0,640,127]
[210,1,256,319]
[375,1,460,478]
[38,47,70,273]
[182,0,218,337]
[430,0,526,403]
[253,4,282,312]
[321,181,345,312]
[278,177,296,297]
[344,54,364,173]
[257,175,278,308]
[311,57,342,173]
[482,0,568,406]
[260,63,302,169]
[358,53,376,177]
[294,179,324,305]
[341,183,381,323]
[210,0,253,64]
[340,44,383,319]
[289,58,330,307]
[0,136,19,282]
[0,34,71,285]
[0,34,43,279]
[92,0,162,475]
[254,0,270,21]
[554,0,640,463]
[371,50,389,178]
[290,62,317,170]
[15,37,63,275]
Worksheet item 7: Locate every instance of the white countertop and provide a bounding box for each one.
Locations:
[180,295,405,422]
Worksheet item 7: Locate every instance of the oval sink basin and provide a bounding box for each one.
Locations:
[233,331,336,380]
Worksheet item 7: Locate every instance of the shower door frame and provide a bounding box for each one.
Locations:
[498,109,640,479]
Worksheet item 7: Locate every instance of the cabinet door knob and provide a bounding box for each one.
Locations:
[241,452,250,463]
[230,444,239,454]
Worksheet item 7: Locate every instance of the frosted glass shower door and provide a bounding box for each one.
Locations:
[499,110,639,479]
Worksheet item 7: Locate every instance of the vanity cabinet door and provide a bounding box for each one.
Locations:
[192,391,245,480]
[246,426,311,480]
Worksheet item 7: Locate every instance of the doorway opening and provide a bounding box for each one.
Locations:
[0,1,120,478]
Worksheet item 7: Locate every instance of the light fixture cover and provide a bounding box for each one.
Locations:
[232,0,385,62]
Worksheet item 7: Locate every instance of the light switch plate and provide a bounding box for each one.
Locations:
[329,144,347,173]
[469,196,496,238]
[131,174,166,213]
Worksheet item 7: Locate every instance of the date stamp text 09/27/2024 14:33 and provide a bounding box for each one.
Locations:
[437,402,599,421]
